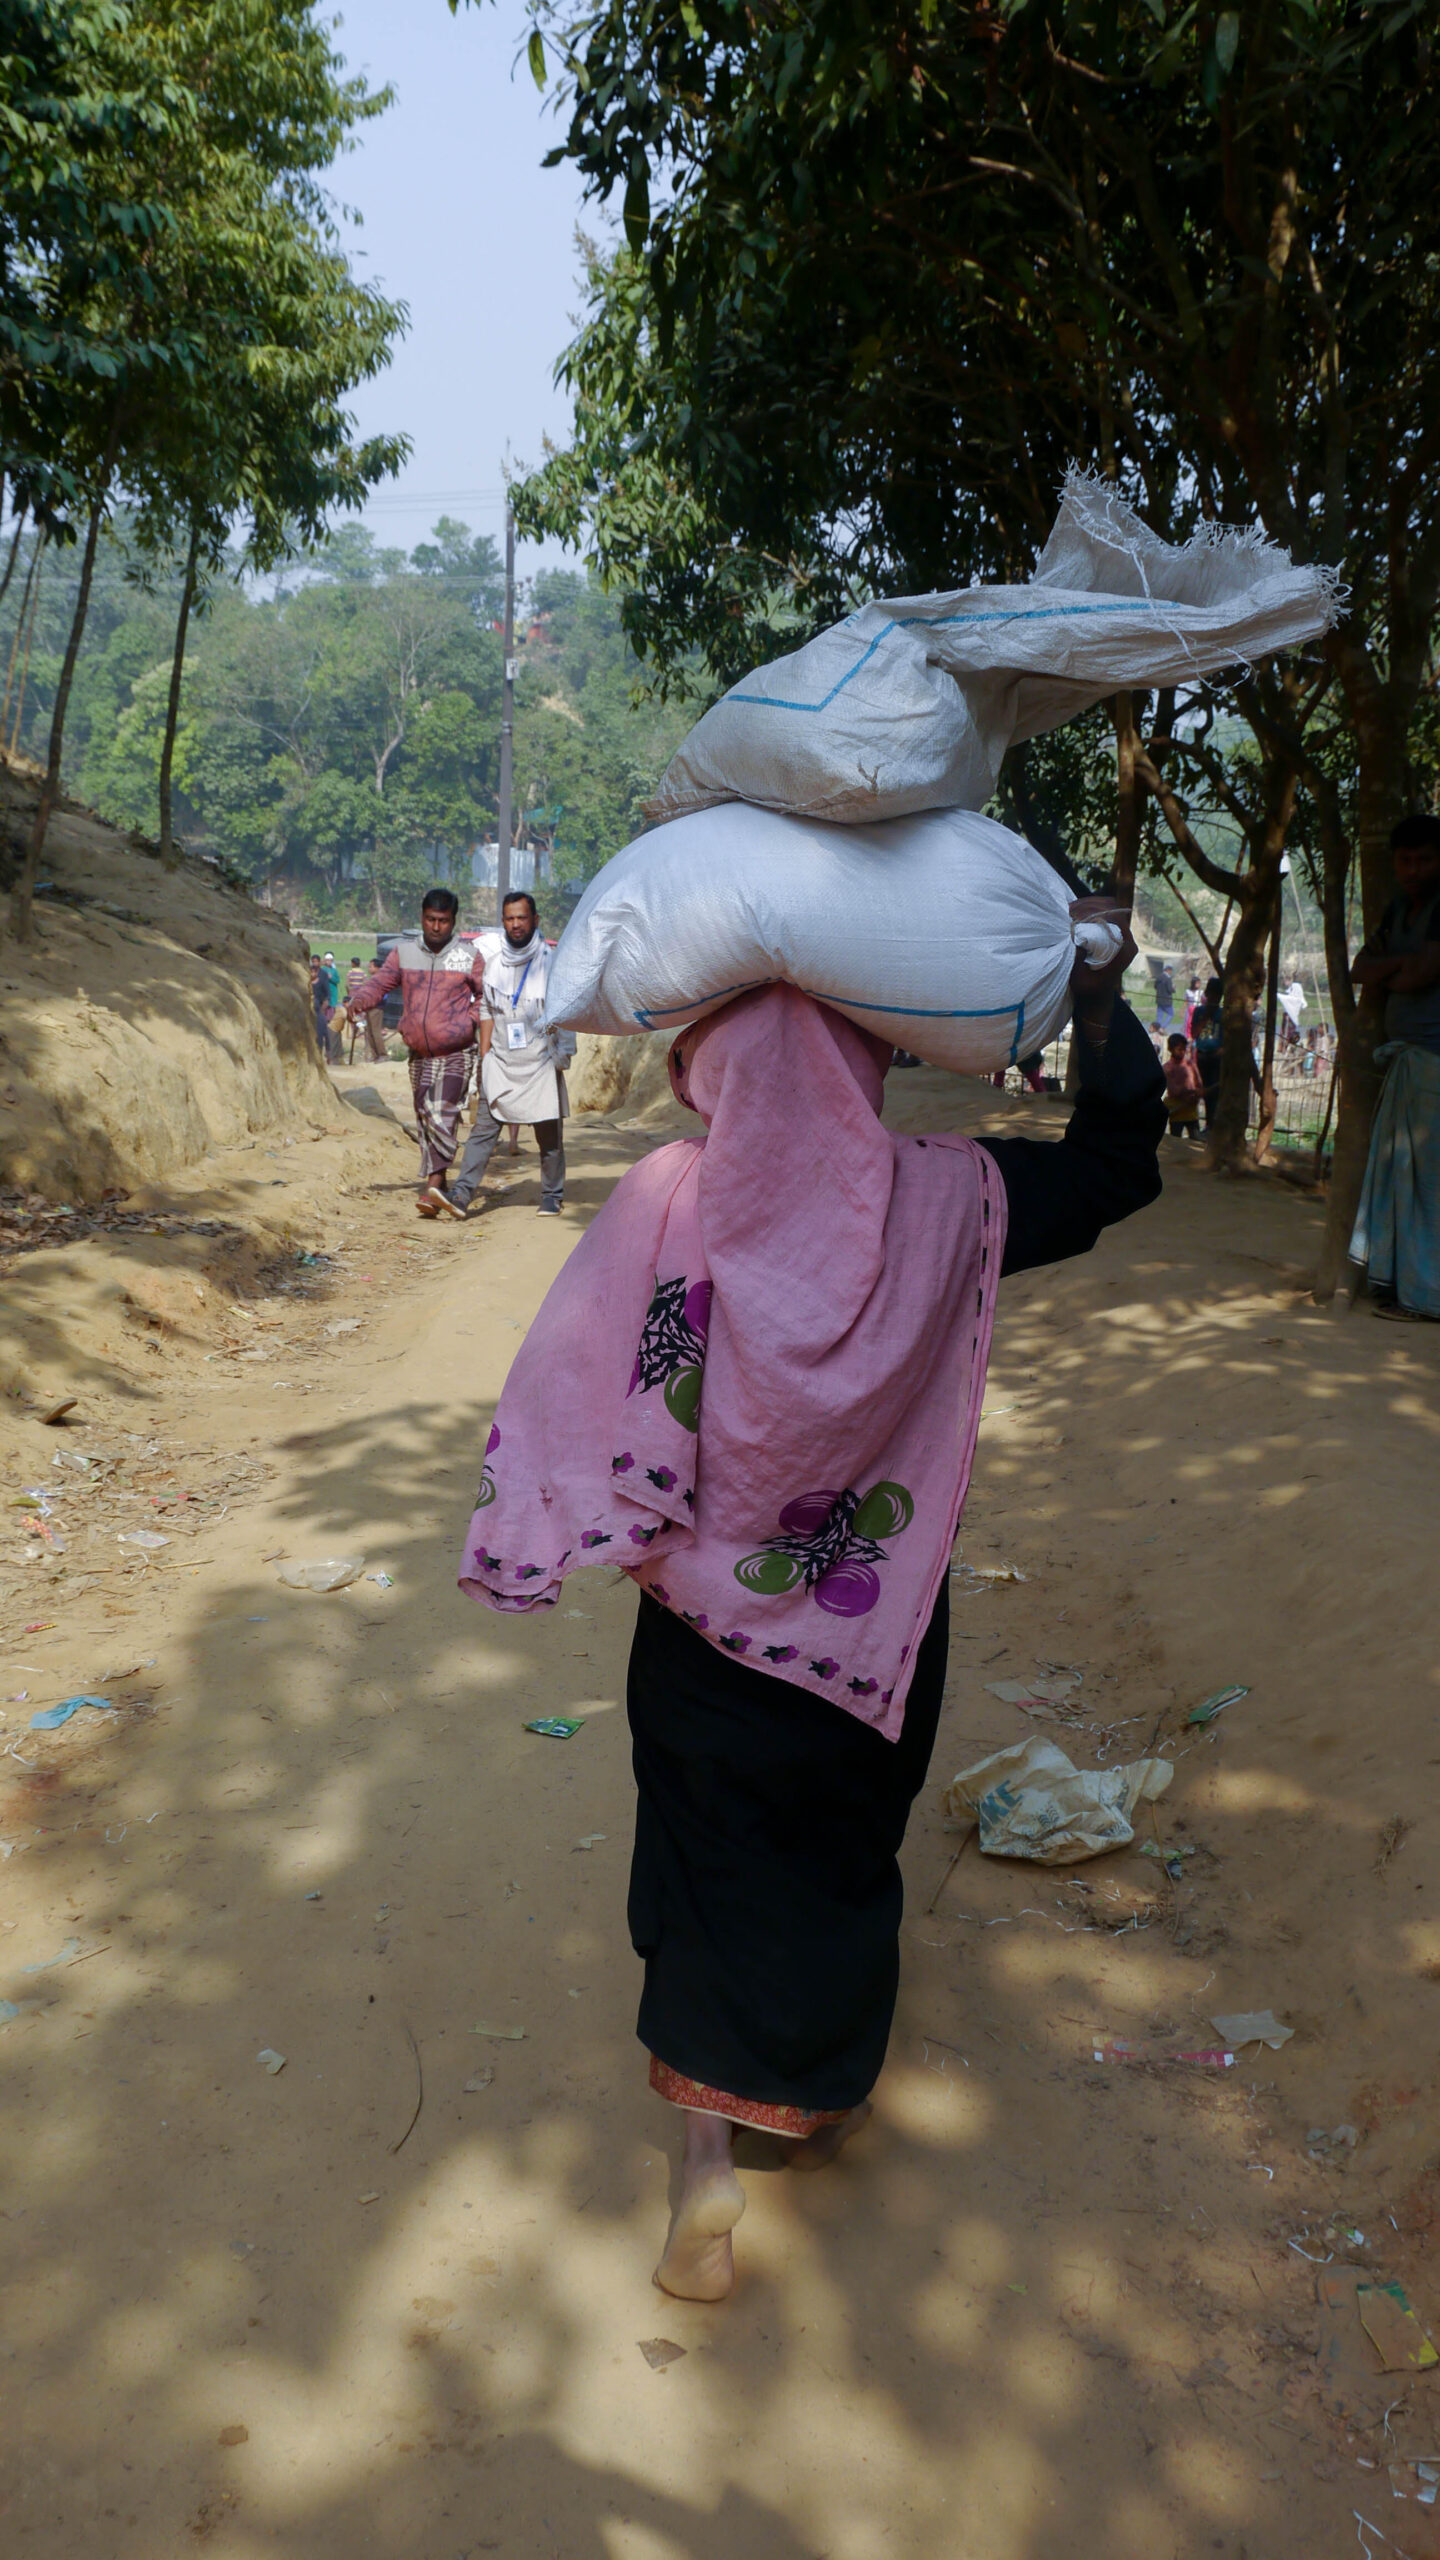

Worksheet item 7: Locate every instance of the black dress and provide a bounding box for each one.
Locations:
[627,1001,1166,2123]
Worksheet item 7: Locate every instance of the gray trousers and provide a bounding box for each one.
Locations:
[453,1095,564,1208]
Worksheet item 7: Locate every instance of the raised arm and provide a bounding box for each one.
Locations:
[977,902,1166,1278]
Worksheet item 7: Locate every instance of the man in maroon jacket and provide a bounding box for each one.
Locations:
[343,889,486,1216]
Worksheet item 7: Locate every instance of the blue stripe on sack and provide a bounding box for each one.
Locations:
[728,599,1171,715]
[632,987,1028,1057]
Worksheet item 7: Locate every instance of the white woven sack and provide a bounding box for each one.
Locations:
[545,799,1116,1075]
[646,471,1342,828]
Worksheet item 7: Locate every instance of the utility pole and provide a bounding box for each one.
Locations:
[496,497,515,924]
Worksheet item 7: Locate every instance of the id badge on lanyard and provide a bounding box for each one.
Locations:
[504,950,537,1053]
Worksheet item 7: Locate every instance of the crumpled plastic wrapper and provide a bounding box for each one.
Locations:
[942,1735,1173,1864]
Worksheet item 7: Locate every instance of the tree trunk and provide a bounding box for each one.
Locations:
[1313,732,1409,1298]
[1109,691,1142,901]
[0,507,26,615]
[158,521,200,869]
[1,532,42,743]
[1253,896,1283,1163]
[1208,873,1270,1170]
[8,445,116,941]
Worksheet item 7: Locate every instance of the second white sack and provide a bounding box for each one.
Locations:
[544,797,1108,1075]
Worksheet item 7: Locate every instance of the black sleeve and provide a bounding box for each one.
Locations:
[977,998,1167,1277]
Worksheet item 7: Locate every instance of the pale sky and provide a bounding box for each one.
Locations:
[327,0,596,572]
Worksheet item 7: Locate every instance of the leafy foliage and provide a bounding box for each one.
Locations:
[3,520,690,919]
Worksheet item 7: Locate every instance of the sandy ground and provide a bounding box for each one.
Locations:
[2,1060,1439,2560]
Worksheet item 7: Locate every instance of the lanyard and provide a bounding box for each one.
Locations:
[507,951,538,1012]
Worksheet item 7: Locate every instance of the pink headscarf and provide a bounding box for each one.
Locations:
[458,986,1005,1740]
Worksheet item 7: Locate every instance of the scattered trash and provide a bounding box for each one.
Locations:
[38,1398,78,1426]
[1309,2124,1361,2165]
[524,1716,584,1740]
[985,1676,1077,1710]
[1094,2036,1235,2068]
[1375,1816,1409,1874]
[573,1833,606,1851]
[942,1735,1173,1864]
[21,1936,106,1974]
[953,1559,1028,1584]
[276,1557,366,1592]
[117,1530,169,1551]
[637,2338,687,2371]
[29,1694,111,1731]
[217,2425,249,2448]
[1139,1840,1192,1882]
[21,1623,53,1635]
[0,1998,34,2024]
[368,1572,395,1589]
[390,2020,424,2155]
[257,2049,287,2075]
[324,1318,361,1336]
[1358,2282,1438,2373]
[1185,1684,1249,1728]
[463,2069,495,2093]
[1211,2009,1294,2052]
[472,2022,525,2040]
[303,1891,323,1903]
[358,2190,381,2204]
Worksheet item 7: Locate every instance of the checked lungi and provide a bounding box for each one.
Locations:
[409,1044,476,1183]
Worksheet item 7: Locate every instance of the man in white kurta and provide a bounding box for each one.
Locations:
[445,893,575,1217]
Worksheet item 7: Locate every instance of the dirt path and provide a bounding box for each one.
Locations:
[2,1073,1439,2560]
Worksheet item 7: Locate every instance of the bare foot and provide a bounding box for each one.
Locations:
[655,2165,745,2300]
[787,2099,873,2173]
[654,2112,745,2302]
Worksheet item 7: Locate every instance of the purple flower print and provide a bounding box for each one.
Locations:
[612,1452,635,1475]
[847,1676,879,1698]
[515,1564,544,1581]
[719,1630,752,1654]
[628,1523,657,1546]
[682,1610,710,1632]
[475,1419,501,1509]
[810,1657,840,1680]
[580,1529,611,1551]
[646,1465,678,1492]
[650,1580,671,1605]
[629,1276,711,1395]
[762,1644,799,1665]
[734,1481,915,1618]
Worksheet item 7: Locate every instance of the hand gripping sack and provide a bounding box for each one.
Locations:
[545,799,1120,1075]
[645,471,1342,828]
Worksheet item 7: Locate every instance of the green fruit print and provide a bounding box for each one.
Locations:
[664,1364,703,1431]
[734,1548,806,1596]
[852,1480,914,1541]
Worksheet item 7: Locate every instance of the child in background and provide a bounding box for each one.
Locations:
[1163,1032,1205,1144]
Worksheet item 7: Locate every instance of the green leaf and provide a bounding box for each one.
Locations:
[527,28,547,90]
[1215,12,1240,73]
[623,159,650,254]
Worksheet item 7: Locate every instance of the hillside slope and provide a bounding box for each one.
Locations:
[0,759,339,1199]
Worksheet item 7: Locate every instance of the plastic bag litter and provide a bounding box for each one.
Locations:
[942,1734,1173,1864]
[646,472,1341,829]
[547,799,1119,1074]
[1210,2009,1294,2052]
[276,1557,366,1592]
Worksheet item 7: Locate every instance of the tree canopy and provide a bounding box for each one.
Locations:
[510,0,1440,1251]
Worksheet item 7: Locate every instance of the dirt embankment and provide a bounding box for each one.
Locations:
[0,762,419,1417]
[0,758,341,1201]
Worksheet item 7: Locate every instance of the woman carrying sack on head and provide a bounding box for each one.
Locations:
[459,902,1163,2301]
